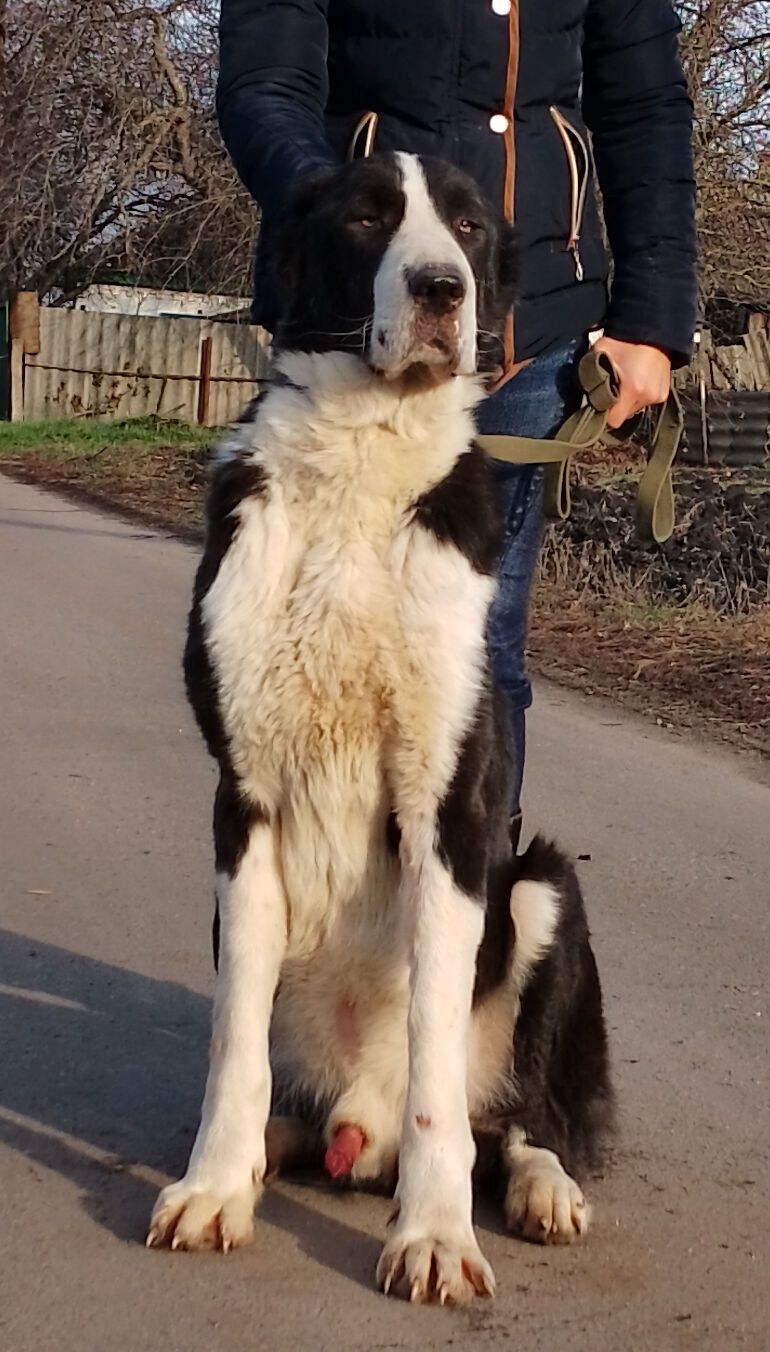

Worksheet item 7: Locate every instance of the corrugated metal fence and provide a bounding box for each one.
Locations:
[673,317,770,466]
[7,300,271,427]
[680,390,770,467]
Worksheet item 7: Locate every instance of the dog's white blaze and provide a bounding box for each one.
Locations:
[371,152,478,377]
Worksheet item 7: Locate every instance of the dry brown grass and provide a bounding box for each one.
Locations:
[530,459,770,754]
[529,585,769,754]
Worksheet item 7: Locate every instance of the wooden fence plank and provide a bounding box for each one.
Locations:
[15,308,271,424]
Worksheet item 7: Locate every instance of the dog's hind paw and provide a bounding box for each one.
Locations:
[504,1144,589,1245]
[377,1230,495,1305]
[146,1179,258,1253]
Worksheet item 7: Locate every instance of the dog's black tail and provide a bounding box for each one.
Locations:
[508,835,616,1179]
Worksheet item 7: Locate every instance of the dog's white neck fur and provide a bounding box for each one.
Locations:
[223,350,484,494]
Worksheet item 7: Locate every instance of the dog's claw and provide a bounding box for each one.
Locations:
[147,1181,258,1254]
[377,1233,494,1304]
[505,1155,589,1246]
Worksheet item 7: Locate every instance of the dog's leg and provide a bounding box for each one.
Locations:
[500,840,613,1245]
[147,816,286,1252]
[376,846,494,1304]
[503,1125,589,1245]
[375,522,496,1303]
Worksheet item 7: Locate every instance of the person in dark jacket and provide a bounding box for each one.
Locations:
[216,0,697,843]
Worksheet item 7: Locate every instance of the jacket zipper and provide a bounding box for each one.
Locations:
[500,2,519,373]
[549,105,590,281]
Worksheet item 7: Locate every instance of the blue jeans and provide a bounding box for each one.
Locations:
[476,339,583,817]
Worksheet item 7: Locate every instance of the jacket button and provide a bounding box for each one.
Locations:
[489,113,509,134]
[491,0,511,12]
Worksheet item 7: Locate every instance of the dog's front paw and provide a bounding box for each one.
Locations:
[377,1225,495,1305]
[505,1152,589,1245]
[146,1176,259,1253]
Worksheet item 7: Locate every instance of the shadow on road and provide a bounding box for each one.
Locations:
[0,928,209,1242]
[261,1187,384,1292]
[0,928,388,1286]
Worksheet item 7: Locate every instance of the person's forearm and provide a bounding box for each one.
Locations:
[582,0,697,366]
[217,0,335,216]
[217,85,335,214]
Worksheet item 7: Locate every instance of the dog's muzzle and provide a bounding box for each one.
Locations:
[406,266,467,363]
[370,253,477,381]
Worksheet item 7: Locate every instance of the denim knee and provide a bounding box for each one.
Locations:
[486,466,543,713]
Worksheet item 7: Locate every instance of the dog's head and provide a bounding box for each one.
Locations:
[273,152,516,385]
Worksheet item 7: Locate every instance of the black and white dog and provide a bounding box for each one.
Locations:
[147,153,613,1304]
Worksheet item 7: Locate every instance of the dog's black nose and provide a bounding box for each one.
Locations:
[407,266,466,310]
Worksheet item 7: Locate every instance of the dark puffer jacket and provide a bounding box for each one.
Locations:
[218,0,696,368]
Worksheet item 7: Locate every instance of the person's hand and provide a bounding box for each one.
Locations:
[591,337,671,430]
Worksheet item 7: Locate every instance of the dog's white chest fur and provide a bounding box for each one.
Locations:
[208,477,408,944]
[205,355,486,939]
[200,355,503,1120]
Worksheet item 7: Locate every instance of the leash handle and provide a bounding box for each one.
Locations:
[577,348,619,412]
[476,348,683,544]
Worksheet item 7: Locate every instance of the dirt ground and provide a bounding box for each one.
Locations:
[1,426,767,756]
[531,458,769,755]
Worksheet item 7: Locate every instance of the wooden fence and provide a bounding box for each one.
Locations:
[5,296,770,460]
[7,294,271,427]
[675,314,770,395]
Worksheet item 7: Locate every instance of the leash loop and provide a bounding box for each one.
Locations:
[476,348,683,544]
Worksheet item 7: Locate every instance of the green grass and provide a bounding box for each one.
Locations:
[0,416,214,457]
[608,598,700,624]
[0,416,212,535]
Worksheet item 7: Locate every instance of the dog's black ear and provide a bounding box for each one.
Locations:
[495,219,518,303]
[476,219,518,375]
[271,169,335,302]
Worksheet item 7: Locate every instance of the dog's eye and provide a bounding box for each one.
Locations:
[350,216,381,230]
[457,218,482,235]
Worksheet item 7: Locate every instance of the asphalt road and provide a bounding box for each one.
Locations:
[1,473,768,1352]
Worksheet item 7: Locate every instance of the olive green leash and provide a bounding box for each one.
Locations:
[476,350,683,545]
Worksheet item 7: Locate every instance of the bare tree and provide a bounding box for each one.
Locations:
[678,0,770,315]
[0,0,255,300]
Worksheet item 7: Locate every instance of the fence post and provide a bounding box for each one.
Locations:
[8,292,41,423]
[197,336,212,425]
[0,302,9,421]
